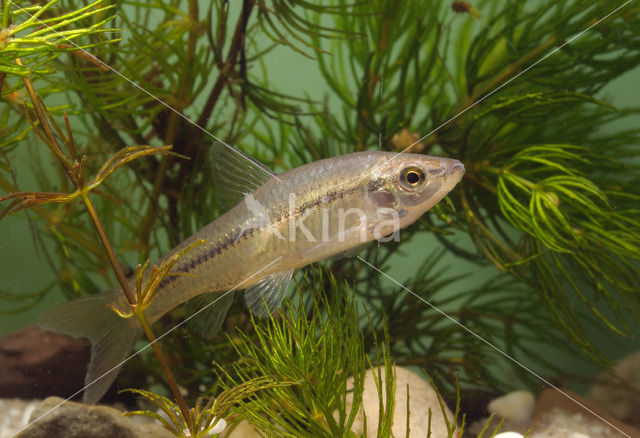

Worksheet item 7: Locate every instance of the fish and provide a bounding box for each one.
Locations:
[38,143,465,403]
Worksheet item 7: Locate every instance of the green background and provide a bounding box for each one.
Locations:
[1,6,639,391]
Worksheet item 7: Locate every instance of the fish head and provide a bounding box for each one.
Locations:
[364,153,465,235]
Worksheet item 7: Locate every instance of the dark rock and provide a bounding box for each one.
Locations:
[17,396,173,438]
[0,325,90,399]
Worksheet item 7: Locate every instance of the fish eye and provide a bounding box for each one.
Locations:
[401,166,425,189]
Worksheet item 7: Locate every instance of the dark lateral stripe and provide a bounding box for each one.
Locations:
[157,182,362,289]
[158,225,258,289]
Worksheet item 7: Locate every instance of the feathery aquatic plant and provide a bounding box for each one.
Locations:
[2,0,640,436]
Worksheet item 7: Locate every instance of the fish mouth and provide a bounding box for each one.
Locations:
[448,160,465,180]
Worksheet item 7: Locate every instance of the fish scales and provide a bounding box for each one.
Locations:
[143,153,376,320]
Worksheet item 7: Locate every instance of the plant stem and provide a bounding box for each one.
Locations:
[460,186,521,268]
[480,164,539,191]
[17,60,73,175]
[82,193,193,432]
[138,155,170,260]
[137,312,193,432]
[444,34,560,154]
[138,1,201,255]
[19,61,193,433]
[469,33,559,103]
[80,193,136,305]
[1,0,11,29]
[195,0,254,134]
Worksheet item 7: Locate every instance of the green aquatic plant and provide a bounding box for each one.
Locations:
[1,0,640,436]
[219,270,379,437]
[123,377,291,438]
[297,0,640,360]
[217,269,463,437]
[1,1,204,430]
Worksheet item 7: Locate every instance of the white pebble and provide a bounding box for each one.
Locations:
[488,390,536,425]
[494,433,524,438]
[184,418,227,437]
[209,418,227,434]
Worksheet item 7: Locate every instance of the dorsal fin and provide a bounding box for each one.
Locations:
[210,141,276,211]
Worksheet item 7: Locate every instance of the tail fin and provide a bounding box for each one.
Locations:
[38,290,141,404]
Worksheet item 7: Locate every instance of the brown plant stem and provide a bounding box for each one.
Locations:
[423,34,560,156]
[195,0,254,135]
[79,193,136,304]
[468,33,559,104]
[82,186,192,430]
[138,155,170,260]
[18,60,193,433]
[138,0,200,256]
[136,312,192,429]
[460,186,521,268]
[16,60,73,176]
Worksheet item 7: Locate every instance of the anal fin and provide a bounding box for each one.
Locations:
[186,291,235,339]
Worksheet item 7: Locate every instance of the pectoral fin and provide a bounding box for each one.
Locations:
[332,242,370,260]
[301,225,368,261]
[244,270,293,317]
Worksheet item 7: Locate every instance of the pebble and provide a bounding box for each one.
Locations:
[530,389,640,438]
[221,419,261,437]
[17,396,173,438]
[343,365,457,437]
[493,433,524,438]
[530,407,617,438]
[488,390,536,426]
[0,399,40,438]
[588,349,640,427]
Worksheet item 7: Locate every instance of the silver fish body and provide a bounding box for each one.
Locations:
[143,151,463,319]
[39,149,464,403]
